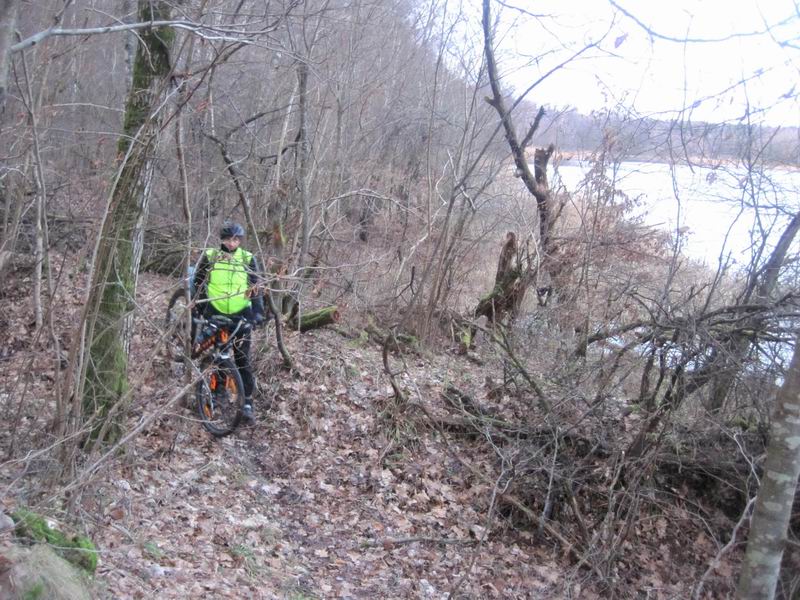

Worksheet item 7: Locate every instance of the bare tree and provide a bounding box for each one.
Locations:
[707,208,800,412]
[79,0,174,443]
[477,0,599,323]
[0,0,20,109]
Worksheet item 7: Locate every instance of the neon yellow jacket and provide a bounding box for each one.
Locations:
[203,247,254,315]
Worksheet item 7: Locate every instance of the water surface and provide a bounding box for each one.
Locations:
[553,160,800,266]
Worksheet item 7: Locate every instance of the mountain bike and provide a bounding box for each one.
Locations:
[191,315,251,437]
[164,266,267,362]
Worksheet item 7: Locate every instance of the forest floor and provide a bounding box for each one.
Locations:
[0,261,750,599]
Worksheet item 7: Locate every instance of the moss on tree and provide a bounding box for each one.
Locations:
[84,0,173,442]
[118,2,174,155]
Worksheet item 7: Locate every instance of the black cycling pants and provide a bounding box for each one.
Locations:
[233,331,255,401]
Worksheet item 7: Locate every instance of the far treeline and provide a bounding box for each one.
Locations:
[526,104,799,165]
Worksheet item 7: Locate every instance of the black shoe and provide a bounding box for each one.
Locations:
[241,403,254,424]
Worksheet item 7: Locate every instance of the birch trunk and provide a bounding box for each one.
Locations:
[0,0,20,109]
[736,337,800,600]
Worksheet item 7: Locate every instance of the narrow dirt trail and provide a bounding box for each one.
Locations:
[93,274,566,599]
[1,268,721,599]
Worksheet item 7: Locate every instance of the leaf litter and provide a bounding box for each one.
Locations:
[0,264,746,599]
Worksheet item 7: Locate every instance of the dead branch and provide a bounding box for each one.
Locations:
[359,536,476,549]
[409,398,602,577]
[520,106,546,149]
[482,0,557,261]
[203,130,293,369]
[382,329,407,407]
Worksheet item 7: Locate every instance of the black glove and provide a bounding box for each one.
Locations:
[252,313,266,328]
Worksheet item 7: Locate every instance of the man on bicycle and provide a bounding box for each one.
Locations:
[193,222,265,423]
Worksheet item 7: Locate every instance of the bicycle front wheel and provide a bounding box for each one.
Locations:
[195,356,245,437]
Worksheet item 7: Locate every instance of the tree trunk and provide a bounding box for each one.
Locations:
[0,0,20,109]
[82,0,173,443]
[709,209,800,413]
[474,269,523,325]
[472,231,535,326]
[482,0,554,269]
[32,185,44,331]
[478,4,560,328]
[736,336,800,600]
[494,231,517,286]
[296,60,310,270]
[122,0,136,87]
[289,305,339,332]
[532,144,555,257]
[18,53,46,332]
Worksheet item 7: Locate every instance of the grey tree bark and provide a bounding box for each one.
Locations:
[736,336,800,600]
[296,60,310,271]
[81,0,173,444]
[0,0,20,109]
[482,0,553,266]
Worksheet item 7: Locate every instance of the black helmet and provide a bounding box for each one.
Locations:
[220,221,245,239]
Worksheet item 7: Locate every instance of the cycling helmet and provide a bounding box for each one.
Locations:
[220,221,245,239]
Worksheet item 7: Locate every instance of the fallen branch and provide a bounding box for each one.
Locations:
[413,401,608,457]
[442,385,491,416]
[359,536,476,549]
[366,323,418,352]
[470,322,551,413]
[383,330,407,407]
[410,399,600,575]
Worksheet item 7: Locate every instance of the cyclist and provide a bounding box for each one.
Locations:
[192,221,265,423]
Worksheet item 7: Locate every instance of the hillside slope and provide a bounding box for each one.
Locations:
[1,266,747,599]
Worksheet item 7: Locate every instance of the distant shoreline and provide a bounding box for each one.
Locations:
[553,150,800,172]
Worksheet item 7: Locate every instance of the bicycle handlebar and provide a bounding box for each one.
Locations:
[193,315,256,335]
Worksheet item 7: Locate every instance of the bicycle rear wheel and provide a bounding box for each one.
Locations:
[165,288,191,361]
[195,356,245,437]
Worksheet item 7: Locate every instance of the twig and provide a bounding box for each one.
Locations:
[470,321,550,412]
[359,536,476,548]
[11,19,285,54]
[564,480,591,545]
[539,430,559,533]
[382,329,407,406]
[56,370,201,500]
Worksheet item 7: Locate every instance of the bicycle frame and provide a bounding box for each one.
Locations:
[191,315,252,437]
[191,316,250,360]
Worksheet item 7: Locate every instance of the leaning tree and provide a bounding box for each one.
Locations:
[79,0,173,444]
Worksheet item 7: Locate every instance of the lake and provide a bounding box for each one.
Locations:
[552,159,800,267]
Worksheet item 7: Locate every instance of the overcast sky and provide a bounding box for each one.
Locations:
[493,0,800,126]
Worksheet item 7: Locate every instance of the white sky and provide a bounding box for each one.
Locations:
[494,0,800,126]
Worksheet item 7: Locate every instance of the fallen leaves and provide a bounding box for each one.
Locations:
[0,266,743,599]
